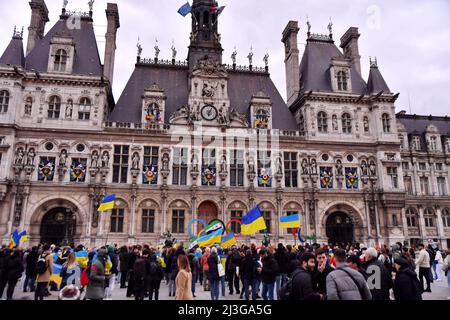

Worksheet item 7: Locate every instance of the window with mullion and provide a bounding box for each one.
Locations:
[230,150,244,187]
[110,208,124,233]
[172,148,188,185]
[172,209,185,234]
[259,210,271,234]
[142,209,155,233]
[284,152,298,188]
[113,145,129,183]
[286,211,299,234]
[230,210,243,233]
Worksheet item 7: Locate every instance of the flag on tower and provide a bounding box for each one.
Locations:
[178,2,192,17]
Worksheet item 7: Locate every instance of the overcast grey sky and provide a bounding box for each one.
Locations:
[1,0,449,115]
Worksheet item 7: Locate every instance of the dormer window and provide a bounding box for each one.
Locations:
[0,90,10,113]
[412,136,421,151]
[24,97,33,116]
[382,113,391,133]
[337,71,348,91]
[48,96,61,119]
[429,136,438,151]
[342,113,352,133]
[54,49,68,72]
[78,97,91,120]
[317,111,328,133]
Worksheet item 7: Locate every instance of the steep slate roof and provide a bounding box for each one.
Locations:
[25,17,102,76]
[367,64,391,94]
[396,113,450,150]
[111,65,299,130]
[298,38,368,94]
[0,37,25,67]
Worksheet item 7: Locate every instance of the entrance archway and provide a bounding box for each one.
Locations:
[40,207,77,245]
[198,201,219,224]
[325,212,354,247]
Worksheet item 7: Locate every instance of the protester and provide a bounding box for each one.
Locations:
[35,244,53,301]
[207,247,221,300]
[240,249,258,300]
[85,249,108,300]
[313,248,334,295]
[274,243,288,299]
[362,247,392,300]
[201,247,211,292]
[416,243,432,293]
[118,246,129,289]
[225,246,241,295]
[434,248,443,281]
[188,249,201,298]
[346,254,368,279]
[290,252,323,300]
[23,246,38,292]
[133,250,148,301]
[148,253,164,300]
[260,248,278,300]
[60,252,80,289]
[126,246,139,297]
[443,250,450,289]
[392,256,422,300]
[105,245,119,299]
[175,254,193,300]
[326,249,372,300]
[0,249,23,300]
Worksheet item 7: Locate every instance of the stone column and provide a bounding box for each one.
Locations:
[429,159,437,196]
[400,207,409,241]
[276,192,282,242]
[191,186,197,235]
[436,206,445,246]
[364,194,372,238]
[129,188,137,238]
[161,187,168,235]
[304,198,311,236]
[418,206,426,241]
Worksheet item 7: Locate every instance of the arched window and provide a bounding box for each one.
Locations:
[382,113,391,133]
[24,97,33,116]
[337,71,348,91]
[342,113,352,133]
[48,96,61,119]
[0,90,9,113]
[406,208,418,227]
[317,111,328,133]
[424,208,435,227]
[54,49,68,72]
[442,208,450,228]
[78,97,91,120]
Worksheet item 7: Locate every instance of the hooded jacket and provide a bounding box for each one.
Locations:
[393,267,422,300]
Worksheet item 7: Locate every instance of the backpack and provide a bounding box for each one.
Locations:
[278,270,301,300]
[134,258,147,280]
[36,254,48,275]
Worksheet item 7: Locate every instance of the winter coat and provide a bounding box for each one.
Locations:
[207,253,220,281]
[240,255,257,281]
[119,251,129,272]
[274,249,289,274]
[362,259,392,300]
[85,258,106,300]
[189,254,200,276]
[6,254,24,281]
[326,265,372,300]
[290,267,321,300]
[25,250,38,277]
[36,251,53,283]
[261,254,279,284]
[108,250,119,275]
[416,249,430,268]
[393,267,422,301]
[201,252,210,272]
[434,251,443,264]
[226,249,241,271]
[175,269,193,300]
[313,263,334,294]
[148,260,164,282]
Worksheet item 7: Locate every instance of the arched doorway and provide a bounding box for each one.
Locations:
[40,207,77,245]
[198,201,219,224]
[326,212,354,247]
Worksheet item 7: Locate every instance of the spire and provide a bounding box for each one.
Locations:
[0,27,25,67]
[367,58,391,94]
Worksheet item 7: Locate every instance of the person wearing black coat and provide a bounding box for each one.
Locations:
[291,252,323,300]
[393,257,422,300]
[274,243,289,296]
[118,246,129,289]
[23,247,38,292]
[240,249,259,300]
[362,248,393,300]
[225,247,241,295]
[207,248,221,300]
[260,248,279,300]
[0,249,24,300]
[126,248,139,297]
[312,248,334,295]
[148,254,164,300]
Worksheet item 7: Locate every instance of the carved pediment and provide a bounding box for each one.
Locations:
[193,56,227,76]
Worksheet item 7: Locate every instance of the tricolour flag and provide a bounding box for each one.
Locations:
[10,230,28,248]
[97,194,115,212]
[178,2,192,17]
[221,233,237,248]
[197,229,223,248]
[241,206,267,235]
[280,214,301,229]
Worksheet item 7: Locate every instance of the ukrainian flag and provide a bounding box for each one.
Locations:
[50,263,63,287]
[221,233,237,248]
[98,194,115,212]
[197,229,223,248]
[75,251,89,269]
[241,206,267,235]
[9,230,28,248]
[280,214,301,229]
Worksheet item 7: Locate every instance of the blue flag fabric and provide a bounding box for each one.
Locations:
[178,2,192,17]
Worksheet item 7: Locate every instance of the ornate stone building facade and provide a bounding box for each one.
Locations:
[0,0,449,249]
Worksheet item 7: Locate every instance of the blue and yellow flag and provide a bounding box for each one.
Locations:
[75,251,89,269]
[241,206,267,235]
[280,214,301,229]
[98,194,115,212]
[221,233,237,248]
[10,230,28,248]
[197,229,223,248]
[178,2,192,17]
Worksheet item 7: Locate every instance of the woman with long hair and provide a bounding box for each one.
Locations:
[175,254,193,300]
[60,252,80,289]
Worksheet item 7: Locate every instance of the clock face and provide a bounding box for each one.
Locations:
[201,105,218,121]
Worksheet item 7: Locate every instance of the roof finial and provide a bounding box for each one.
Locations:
[370,56,378,68]
[154,38,160,61]
[306,15,311,37]
[12,26,23,39]
[136,37,142,58]
[247,46,253,66]
[171,40,177,60]
[63,0,68,11]
[263,49,269,67]
[328,17,333,39]
[88,0,94,17]
[231,46,237,65]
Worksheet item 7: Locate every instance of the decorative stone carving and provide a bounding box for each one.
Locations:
[360,159,369,176]
[101,151,110,168]
[301,158,309,175]
[335,159,343,176]
[202,80,218,98]
[247,155,255,174]
[276,155,283,175]
[220,153,227,173]
[332,115,338,131]
[58,149,68,167]
[131,152,140,170]
[15,148,25,166]
[229,108,249,127]
[25,148,36,166]
[369,160,377,176]
[310,159,318,175]
[91,150,99,168]
[218,104,229,126]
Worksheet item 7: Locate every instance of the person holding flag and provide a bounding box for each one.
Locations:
[9,230,28,248]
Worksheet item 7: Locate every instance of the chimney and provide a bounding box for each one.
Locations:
[340,27,361,76]
[282,21,300,107]
[104,3,120,86]
[26,0,49,55]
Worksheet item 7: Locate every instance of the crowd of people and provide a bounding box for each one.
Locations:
[0,240,449,301]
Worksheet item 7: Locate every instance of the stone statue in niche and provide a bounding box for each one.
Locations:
[91,150,99,168]
[276,155,283,175]
[247,155,255,174]
[360,160,368,176]
[336,159,343,176]
[363,117,370,132]
[101,151,110,168]
[14,148,25,165]
[301,158,309,175]
[65,100,73,119]
[59,149,68,167]
[218,105,229,125]
[191,153,199,172]
[220,154,227,173]
[26,148,36,166]
[369,160,377,176]
[162,153,169,171]
[131,152,140,170]
[332,115,338,131]
[310,159,317,175]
